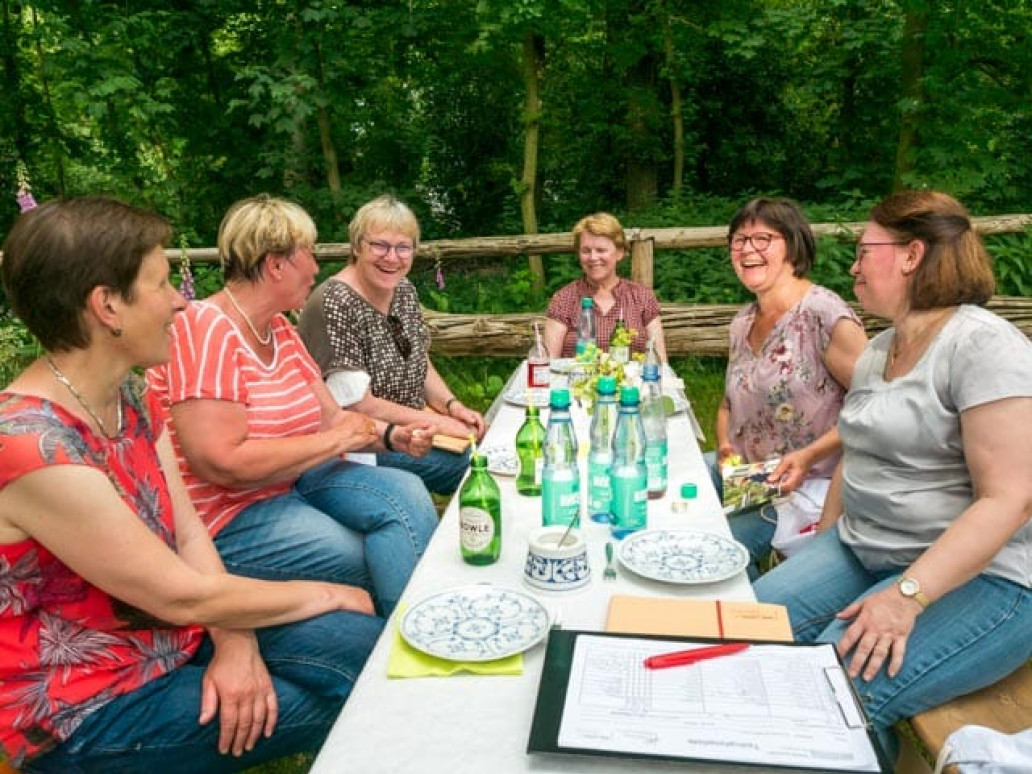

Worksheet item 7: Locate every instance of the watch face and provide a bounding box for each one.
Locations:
[899,578,919,596]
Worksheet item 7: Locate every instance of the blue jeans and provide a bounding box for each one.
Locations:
[26,612,383,774]
[215,460,438,616]
[728,504,777,581]
[754,528,1032,755]
[377,447,470,496]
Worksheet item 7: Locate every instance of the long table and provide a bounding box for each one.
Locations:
[310,363,755,774]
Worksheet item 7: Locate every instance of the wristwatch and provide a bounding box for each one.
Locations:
[897,576,930,608]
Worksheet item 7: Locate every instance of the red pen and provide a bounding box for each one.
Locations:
[643,642,750,670]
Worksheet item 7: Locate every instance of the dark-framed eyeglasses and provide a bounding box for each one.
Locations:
[363,238,415,260]
[854,241,907,261]
[387,315,412,359]
[729,232,783,252]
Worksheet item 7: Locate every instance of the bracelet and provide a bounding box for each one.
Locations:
[444,397,460,416]
[383,423,396,452]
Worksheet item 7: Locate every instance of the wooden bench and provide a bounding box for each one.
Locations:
[907,662,1032,773]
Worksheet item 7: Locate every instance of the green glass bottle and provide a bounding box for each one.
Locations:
[459,452,502,565]
[515,403,546,496]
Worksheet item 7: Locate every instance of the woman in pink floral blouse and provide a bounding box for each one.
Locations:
[715,198,868,577]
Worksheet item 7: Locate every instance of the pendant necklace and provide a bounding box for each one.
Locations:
[46,356,123,439]
[223,285,272,346]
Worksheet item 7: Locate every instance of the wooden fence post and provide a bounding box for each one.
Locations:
[629,231,654,289]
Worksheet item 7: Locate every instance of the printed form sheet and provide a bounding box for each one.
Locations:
[558,635,882,772]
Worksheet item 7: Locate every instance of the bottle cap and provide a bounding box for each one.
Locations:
[680,483,698,499]
[470,452,488,468]
[580,296,593,308]
[596,375,617,394]
[642,363,660,381]
[619,385,640,405]
[549,388,571,409]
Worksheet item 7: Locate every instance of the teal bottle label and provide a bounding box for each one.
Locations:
[542,473,580,526]
[588,458,612,517]
[645,440,668,492]
[610,470,647,531]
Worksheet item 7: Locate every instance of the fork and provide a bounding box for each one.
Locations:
[603,541,617,581]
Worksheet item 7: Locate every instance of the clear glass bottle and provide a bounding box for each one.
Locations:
[640,362,668,499]
[527,319,550,391]
[541,388,580,527]
[587,375,618,522]
[576,297,596,355]
[609,385,648,537]
[610,309,629,364]
[459,452,502,565]
[515,402,546,496]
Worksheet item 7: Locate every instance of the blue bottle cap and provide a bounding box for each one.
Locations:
[619,385,639,405]
[596,375,617,394]
[549,388,571,409]
[642,363,660,381]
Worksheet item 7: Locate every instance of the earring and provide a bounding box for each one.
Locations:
[112,328,123,337]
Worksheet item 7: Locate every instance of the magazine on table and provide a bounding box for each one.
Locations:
[721,457,782,515]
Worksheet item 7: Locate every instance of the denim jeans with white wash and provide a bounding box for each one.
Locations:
[214,459,439,616]
[754,528,1032,758]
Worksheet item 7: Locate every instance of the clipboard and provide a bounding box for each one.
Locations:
[527,630,892,774]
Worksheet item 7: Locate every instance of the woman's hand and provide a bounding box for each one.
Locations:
[331,411,381,454]
[449,401,487,440]
[390,421,437,458]
[769,448,814,494]
[200,630,278,757]
[834,584,923,681]
[331,583,376,615]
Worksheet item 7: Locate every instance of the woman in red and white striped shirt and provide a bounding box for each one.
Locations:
[148,195,439,620]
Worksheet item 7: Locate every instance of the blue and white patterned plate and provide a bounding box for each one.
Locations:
[481,444,518,477]
[617,529,749,585]
[399,586,551,662]
[501,386,550,408]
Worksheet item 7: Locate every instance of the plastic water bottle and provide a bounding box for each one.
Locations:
[644,334,660,370]
[541,388,580,527]
[587,375,618,522]
[459,452,502,565]
[641,363,668,499]
[576,297,596,355]
[527,319,550,391]
[609,385,648,537]
[515,402,546,496]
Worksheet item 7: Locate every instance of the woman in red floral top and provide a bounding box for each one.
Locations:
[0,198,381,773]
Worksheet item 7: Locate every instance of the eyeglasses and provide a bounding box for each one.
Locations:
[363,238,415,259]
[729,232,783,252]
[854,241,907,261]
[387,315,412,359]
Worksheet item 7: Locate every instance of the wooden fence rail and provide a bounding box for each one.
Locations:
[14,214,1029,359]
[427,296,1032,358]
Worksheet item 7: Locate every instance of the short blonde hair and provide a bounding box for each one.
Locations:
[572,212,627,255]
[348,195,420,260]
[218,194,317,282]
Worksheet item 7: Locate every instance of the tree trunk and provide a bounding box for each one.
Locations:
[892,3,930,192]
[660,2,684,194]
[520,30,545,292]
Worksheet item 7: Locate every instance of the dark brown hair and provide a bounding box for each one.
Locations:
[1,196,171,351]
[869,190,994,309]
[728,197,816,277]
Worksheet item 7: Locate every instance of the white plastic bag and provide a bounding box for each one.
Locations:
[770,478,829,557]
[935,725,1032,774]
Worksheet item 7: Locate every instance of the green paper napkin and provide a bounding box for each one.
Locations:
[387,605,524,678]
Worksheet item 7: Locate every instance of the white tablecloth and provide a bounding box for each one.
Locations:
[311,363,757,774]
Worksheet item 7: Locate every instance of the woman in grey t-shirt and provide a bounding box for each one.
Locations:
[755,190,1032,759]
